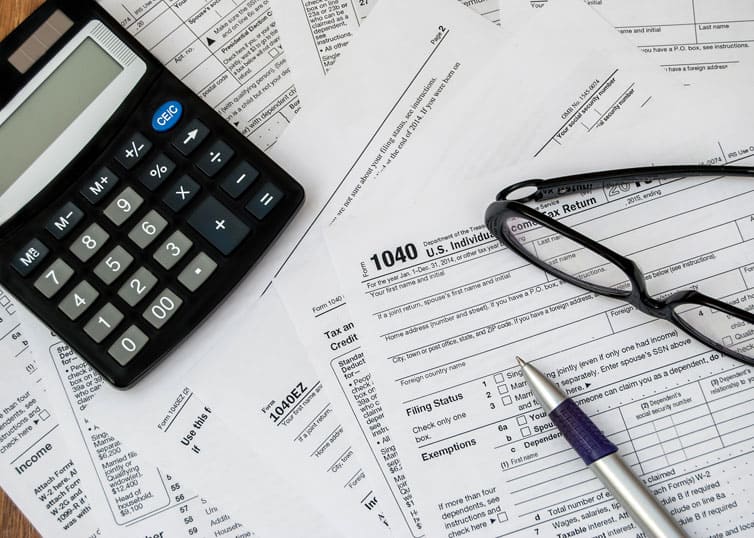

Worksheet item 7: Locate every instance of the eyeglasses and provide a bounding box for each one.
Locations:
[485,165,754,367]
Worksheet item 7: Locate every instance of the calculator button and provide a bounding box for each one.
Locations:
[143,289,183,329]
[173,119,209,156]
[178,252,217,292]
[246,183,284,220]
[139,153,176,191]
[11,239,49,276]
[34,259,74,298]
[115,132,152,170]
[151,101,183,133]
[84,303,124,343]
[187,197,250,255]
[196,140,234,177]
[118,267,158,307]
[70,223,109,262]
[45,202,84,239]
[163,175,200,212]
[94,246,134,285]
[81,167,119,204]
[104,187,144,226]
[154,231,192,270]
[108,325,149,366]
[58,281,98,320]
[128,210,168,249]
[221,161,259,199]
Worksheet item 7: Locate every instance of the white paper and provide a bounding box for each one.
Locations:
[0,291,105,538]
[322,90,754,538]
[274,0,504,106]
[507,0,754,85]
[98,0,300,150]
[180,1,694,537]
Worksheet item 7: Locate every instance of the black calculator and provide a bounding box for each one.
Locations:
[0,0,304,387]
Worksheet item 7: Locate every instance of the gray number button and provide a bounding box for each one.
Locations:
[178,252,217,292]
[70,223,109,262]
[143,289,183,329]
[128,210,168,249]
[84,303,124,343]
[34,259,74,298]
[154,231,192,269]
[108,325,149,366]
[118,267,158,306]
[104,187,143,226]
[94,246,134,284]
[58,281,99,320]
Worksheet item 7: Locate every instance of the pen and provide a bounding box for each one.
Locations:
[516,357,689,538]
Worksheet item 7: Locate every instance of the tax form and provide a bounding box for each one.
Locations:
[274,0,505,106]
[508,0,754,85]
[98,0,299,149]
[323,108,754,538]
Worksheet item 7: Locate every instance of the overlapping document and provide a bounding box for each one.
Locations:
[2,0,754,536]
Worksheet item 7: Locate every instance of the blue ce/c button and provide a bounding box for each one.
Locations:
[152,101,183,132]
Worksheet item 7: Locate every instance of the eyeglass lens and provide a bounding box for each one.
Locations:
[503,214,633,293]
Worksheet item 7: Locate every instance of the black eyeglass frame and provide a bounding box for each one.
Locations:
[485,165,754,367]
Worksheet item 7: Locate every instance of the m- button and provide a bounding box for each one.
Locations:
[187,197,249,255]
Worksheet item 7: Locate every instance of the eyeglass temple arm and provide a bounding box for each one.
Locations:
[497,165,754,202]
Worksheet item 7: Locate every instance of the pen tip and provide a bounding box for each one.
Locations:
[516,356,527,367]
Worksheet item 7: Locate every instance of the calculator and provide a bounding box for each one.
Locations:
[0,0,305,387]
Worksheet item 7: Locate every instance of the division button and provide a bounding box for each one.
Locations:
[45,202,84,239]
[221,161,259,199]
[196,140,234,177]
[58,280,99,320]
[246,182,284,220]
[187,197,250,255]
[163,175,200,212]
[138,153,176,191]
[115,132,152,170]
[11,238,49,276]
[173,119,209,156]
[34,259,74,298]
[84,303,124,343]
[108,325,149,366]
[81,167,119,204]
[178,252,217,292]
[143,288,183,329]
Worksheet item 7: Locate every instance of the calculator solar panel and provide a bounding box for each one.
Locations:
[0,0,304,387]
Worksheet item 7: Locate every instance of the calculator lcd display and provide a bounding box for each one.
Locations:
[0,38,122,196]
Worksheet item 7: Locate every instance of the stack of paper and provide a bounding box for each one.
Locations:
[3,0,753,536]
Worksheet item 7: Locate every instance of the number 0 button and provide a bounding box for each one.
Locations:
[108,325,149,366]
[143,289,182,329]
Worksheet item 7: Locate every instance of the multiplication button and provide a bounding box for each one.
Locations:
[187,197,249,255]
[163,175,200,212]
[178,252,216,291]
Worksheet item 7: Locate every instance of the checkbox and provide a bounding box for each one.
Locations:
[498,384,509,395]
[516,415,527,426]
[269,47,280,58]
[498,512,508,523]
[723,335,733,346]
[502,395,513,406]
[494,373,504,383]
[39,409,50,421]
[520,427,531,437]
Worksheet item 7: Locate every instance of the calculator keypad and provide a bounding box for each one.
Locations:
[3,83,303,388]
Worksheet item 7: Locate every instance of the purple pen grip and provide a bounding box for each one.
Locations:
[549,399,617,465]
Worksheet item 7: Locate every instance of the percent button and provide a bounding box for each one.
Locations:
[139,154,176,191]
